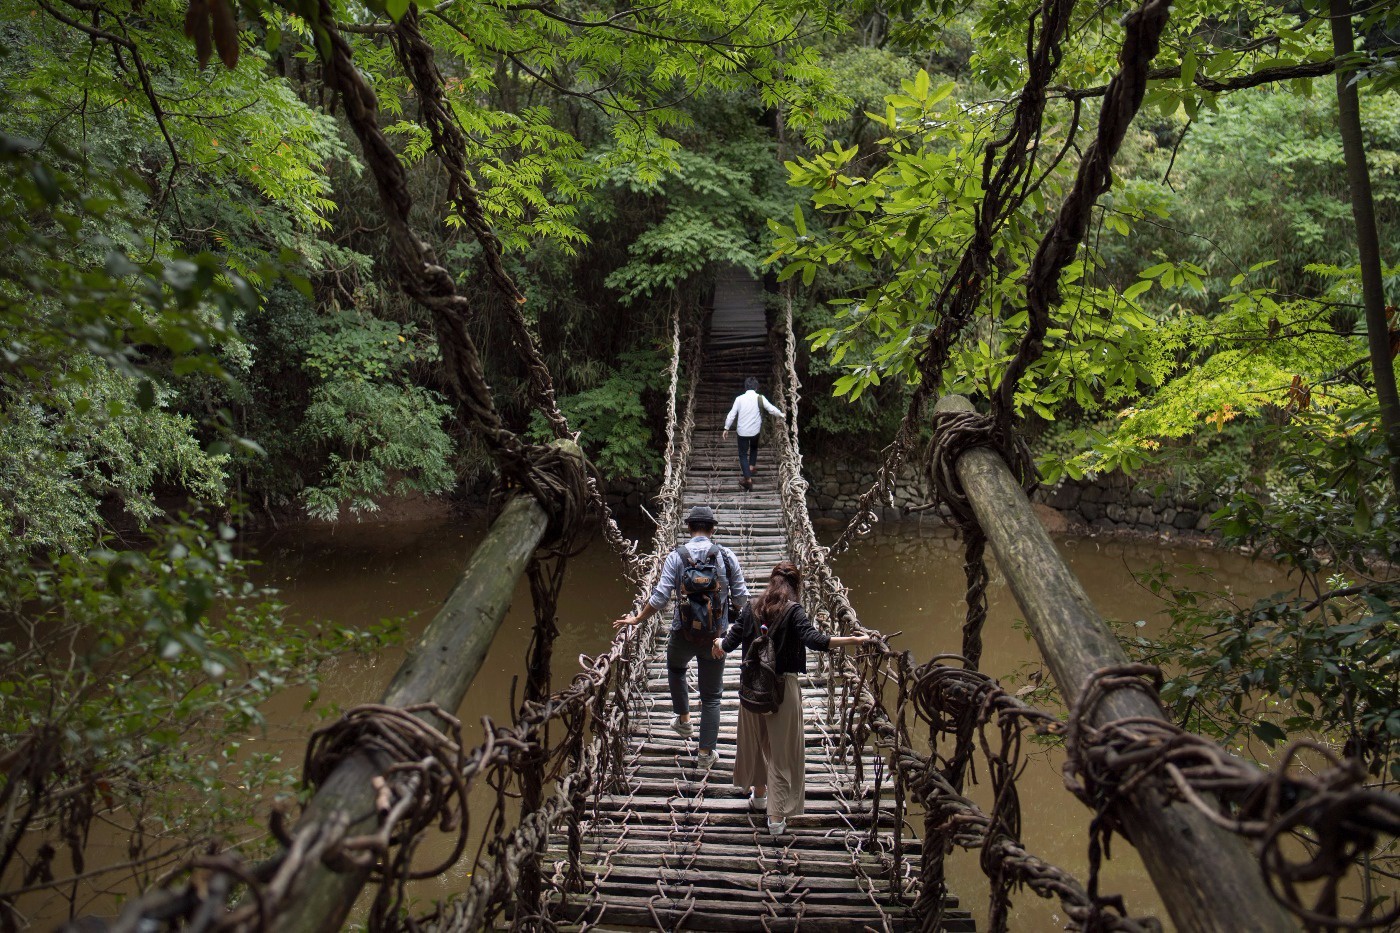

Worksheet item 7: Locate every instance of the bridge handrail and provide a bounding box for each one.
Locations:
[94,308,701,933]
[768,299,1399,931]
[420,305,704,932]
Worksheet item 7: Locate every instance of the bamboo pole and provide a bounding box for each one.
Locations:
[271,444,579,933]
[934,395,1296,932]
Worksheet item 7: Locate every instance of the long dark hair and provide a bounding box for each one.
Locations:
[752,561,801,628]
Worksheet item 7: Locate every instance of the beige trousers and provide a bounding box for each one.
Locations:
[732,673,805,820]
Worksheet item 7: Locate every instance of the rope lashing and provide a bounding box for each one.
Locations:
[923,406,1038,682]
[99,704,475,933]
[488,440,595,559]
[923,407,1037,529]
[908,657,1057,743]
[1064,665,1400,931]
[301,704,470,883]
[897,657,1170,933]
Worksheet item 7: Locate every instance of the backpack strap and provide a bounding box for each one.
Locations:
[719,547,738,583]
[769,601,800,653]
[674,545,695,568]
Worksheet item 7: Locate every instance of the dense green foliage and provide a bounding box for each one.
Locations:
[0,0,849,909]
[1132,405,1400,779]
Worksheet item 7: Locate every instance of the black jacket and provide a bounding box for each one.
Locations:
[721,601,831,675]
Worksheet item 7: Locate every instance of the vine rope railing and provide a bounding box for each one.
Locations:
[421,310,703,933]
[770,296,1400,933]
[83,303,701,933]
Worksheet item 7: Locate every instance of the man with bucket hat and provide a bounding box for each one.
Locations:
[615,505,750,770]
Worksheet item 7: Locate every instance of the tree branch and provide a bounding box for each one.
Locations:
[1056,56,1341,101]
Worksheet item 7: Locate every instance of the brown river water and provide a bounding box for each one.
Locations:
[242,516,1288,930]
[15,516,1293,929]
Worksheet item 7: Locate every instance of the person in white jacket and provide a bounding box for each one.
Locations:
[722,377,785,491]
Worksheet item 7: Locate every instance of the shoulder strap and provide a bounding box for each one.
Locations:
[703,543,720,563]
[674,545,694,567]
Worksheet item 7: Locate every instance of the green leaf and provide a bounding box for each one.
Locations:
[1123,280,1153,301]
[1252,720,1287,747]
[1180,52,1199,87]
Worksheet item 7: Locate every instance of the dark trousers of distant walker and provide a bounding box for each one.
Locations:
[737,434,760,479]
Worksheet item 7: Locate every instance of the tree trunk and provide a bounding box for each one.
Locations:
[1331,0,1400,498]
[935,394,1300,932]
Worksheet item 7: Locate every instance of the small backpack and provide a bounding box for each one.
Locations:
[676,544,724,642]
[739,603,796,715]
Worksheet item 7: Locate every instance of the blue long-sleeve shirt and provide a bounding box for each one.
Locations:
[648,535,750,632]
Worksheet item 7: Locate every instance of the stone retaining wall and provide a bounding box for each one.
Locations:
[1035,472,1221,535]
[603,475,662,515]
[603,457,1219,539]
[803,458,1220,537]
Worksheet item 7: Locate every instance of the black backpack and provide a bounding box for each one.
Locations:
[739,603,796,715]
[676,544,725,641]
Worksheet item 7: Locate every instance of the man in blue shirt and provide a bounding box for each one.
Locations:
[614,505,750,769]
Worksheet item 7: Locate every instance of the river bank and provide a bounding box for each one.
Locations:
[257,459,1228,555]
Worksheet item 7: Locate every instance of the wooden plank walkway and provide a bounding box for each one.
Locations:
[550,270,972,931]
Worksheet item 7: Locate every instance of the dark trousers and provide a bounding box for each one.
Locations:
[667,632,725,750]
[737,434,760,479]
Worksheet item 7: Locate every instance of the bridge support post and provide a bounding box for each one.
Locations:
[269,444,580,933]
[934,395,1297,932]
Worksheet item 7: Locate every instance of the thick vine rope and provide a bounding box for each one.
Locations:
[827,0,1080,557]
[387,7,644,579]
[772,288,1399,932]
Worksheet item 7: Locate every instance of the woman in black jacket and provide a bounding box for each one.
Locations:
[715,561,870,835]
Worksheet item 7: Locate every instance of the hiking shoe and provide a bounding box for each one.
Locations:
[739,477,753,491]
[670,715,694,738]
[748,790,766,811]
[696,749,718,770]
[767,818,786,836]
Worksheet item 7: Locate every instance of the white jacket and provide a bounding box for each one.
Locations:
[725,390,785,436]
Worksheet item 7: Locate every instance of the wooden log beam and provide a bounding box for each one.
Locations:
[933,395,1296,932]
[271,445,576,933]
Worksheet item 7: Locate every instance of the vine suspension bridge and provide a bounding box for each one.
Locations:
[93,269,1399,933]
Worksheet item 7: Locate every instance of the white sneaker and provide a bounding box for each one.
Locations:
[748,790,766,811]
[768,818,786,836]
[670,716,694,738]
[696,749,718,769]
